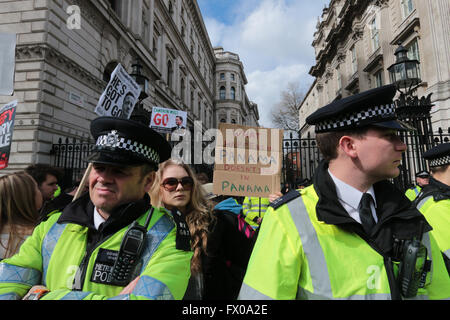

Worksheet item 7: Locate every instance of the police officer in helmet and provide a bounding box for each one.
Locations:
[239,85,450,300]
[0,117,193,300]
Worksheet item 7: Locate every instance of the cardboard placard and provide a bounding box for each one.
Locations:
[212,123,283,197]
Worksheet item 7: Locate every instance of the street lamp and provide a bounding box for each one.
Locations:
[130,57,150,125]
[387,43,421,96]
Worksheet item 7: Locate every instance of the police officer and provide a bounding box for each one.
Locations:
[415,143,450,273]
[242,196,270,230]
[238,85,450,300]
[0,117,193,300]
[405,170,430,201]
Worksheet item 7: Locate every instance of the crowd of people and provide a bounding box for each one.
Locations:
[0,84,448,300]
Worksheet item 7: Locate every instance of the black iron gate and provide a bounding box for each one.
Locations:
[50,137,95,190]
[282,127,450,191]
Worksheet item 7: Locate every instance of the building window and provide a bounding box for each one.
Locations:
[180,78,185,103]
[168,1,174,16]
[370,17,379,51]
[231,87,236,100]
[374,70,383,88]
[406,38,421,77]
[351,45,357,75]
[219,86,226,100]
[231,73,235,81]
[401,0,414,18]
[190,91,194,111]
[167,60,173,89]
[220,73,225,80]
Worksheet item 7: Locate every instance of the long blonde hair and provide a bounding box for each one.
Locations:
[150,159,214,275]
[0,171,40,258]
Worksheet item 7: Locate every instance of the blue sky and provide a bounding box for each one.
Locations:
[197,0,330,128]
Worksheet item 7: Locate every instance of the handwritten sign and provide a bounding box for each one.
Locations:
[94,63,141,119]
[0,100,17,170]
[213,123,283,197]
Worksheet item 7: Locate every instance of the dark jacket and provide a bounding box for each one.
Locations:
[202,199,255,300]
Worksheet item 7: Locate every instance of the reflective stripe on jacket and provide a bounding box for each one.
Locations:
[417,196,450,260]
[239,185,450,300]
[0,207,192,300]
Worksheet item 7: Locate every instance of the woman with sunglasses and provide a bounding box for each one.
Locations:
[150,159,213,300]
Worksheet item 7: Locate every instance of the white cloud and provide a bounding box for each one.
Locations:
[202,0,327,127]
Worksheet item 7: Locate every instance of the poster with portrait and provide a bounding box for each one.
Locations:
[94,63,141,119]
[0,100,17,170]
[150,106,188,134]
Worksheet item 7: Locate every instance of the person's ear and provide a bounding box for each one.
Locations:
[143,172,156,193]
[338,135,358,159]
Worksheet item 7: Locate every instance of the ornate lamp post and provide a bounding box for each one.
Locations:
[388,43,434,191]
[130,57,150,125]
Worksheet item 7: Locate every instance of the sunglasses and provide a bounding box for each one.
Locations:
[161,176,194,192]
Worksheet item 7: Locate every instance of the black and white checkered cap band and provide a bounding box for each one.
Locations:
[95,130,160,164]
[315,104,396,132]
[429,156,450,167]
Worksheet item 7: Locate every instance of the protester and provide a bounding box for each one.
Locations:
[239,85,450,300]
[0,172,42,260]
[150,159,214,300]
[200,183,255,300]
[0,117,193,300]
[242,196,270,230]
[25,164,73,219]
[405,170,430,201]
[414,143,450,273]
[196,172,209,184]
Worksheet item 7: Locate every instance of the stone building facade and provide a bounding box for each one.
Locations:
[299,0,450,137]
[0,0,259,173]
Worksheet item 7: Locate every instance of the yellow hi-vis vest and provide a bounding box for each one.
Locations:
[242,197,270,229]
[239,186,450,300]
[405,186,421,201]
[0,207,192,300]
[416,195,450,260]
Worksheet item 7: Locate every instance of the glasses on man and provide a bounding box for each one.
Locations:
[161,176,194,192]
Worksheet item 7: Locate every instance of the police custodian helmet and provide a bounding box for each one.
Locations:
[423,143,450,168]
[86,116,172,169]
[306,84,414,133]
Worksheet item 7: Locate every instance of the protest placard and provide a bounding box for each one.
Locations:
[212,123,283,198]
[94,63,141,119]
[0,100,17,170]
[150,106,188,134]
[0,33,16,96]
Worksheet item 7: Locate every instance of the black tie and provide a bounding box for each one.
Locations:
[359,193,376,235]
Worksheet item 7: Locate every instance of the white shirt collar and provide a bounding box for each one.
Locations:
[93,207,106,230]
[328,169,377,210]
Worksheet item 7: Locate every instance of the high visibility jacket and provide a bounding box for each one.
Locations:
[405,186,421,201]
[239,186,450,300]
[416,195,450,260]
[0,207,192,300]
[242,197,270,229]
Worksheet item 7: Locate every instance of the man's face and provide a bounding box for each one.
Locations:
[123,95,133,115]
[353,128,407,182]
[89,163,153,217]
[416,176,429,187]
[175,117,182,126]
[39,174,58,201]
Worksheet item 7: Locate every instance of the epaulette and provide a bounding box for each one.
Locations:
[270,189,301,210]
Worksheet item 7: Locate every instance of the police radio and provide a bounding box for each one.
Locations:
[397,221,431,298]
[110,207,154,286]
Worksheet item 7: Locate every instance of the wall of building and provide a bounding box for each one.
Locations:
[0,0,259,173]
[300,0,450,136]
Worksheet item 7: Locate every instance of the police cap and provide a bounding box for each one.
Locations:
[86,117,172,169]
[423,143,450,167]
[415,170,430,178]
[306,84,414,133]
